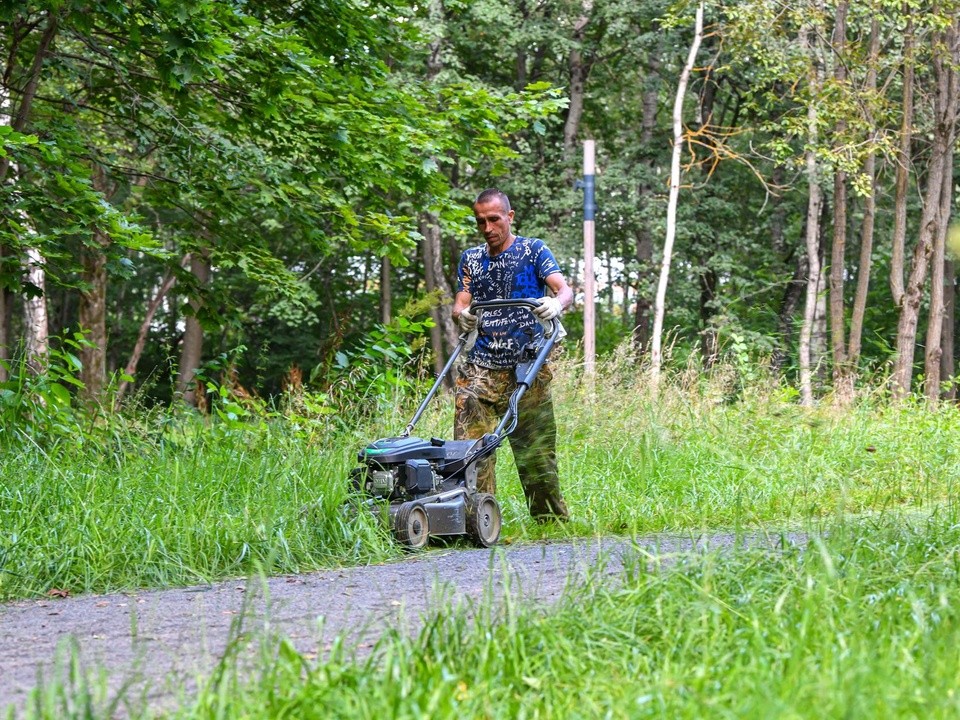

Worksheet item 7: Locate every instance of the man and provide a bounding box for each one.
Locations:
[451,188,574,521]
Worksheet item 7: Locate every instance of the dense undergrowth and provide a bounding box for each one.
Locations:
[2,352,959,602]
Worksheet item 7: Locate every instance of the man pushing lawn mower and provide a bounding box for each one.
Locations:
[453,188,573,523]
[349,189,570,549]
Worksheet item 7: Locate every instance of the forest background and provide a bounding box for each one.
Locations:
[2,0,959,413]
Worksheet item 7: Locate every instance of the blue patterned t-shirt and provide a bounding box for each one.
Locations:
[457,235,562,368]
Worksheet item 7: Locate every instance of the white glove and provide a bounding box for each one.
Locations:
[458,307,477,333]
[533,296,563,321]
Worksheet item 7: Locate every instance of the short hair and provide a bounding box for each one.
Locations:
[474,188,511,213]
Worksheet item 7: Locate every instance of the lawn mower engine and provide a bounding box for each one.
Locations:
[351,434,502,549]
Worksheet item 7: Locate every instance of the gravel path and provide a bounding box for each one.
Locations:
[0,531,807,716]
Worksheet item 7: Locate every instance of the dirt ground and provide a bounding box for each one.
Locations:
[0,531,807,716]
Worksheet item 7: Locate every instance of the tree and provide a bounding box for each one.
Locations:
[651,1,704,389]
[892,10,960,399]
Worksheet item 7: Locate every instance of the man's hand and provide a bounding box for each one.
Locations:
[533,296,563,321]
[458,306,478,333]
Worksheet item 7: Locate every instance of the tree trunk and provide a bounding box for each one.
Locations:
[699,267,718,365]
[115,261,185,406]
[606,252,614,314]
[78,228,109,401]
[419,212,459,382]
[847,15,880,376]
[418,0,457,377]
[812,253,829,391]
[828,177,853,402]
[770,166,787,258]
[695,68,719,367]
[632,231,653,353]
[925,233,946,402]
[942,259,956,400]
[847,154,876,362]
[769,164,797,373]
[828,1,852,403]
[380,256,392,324]
[651,1,704,388]
[0,245,9,383]
[799,18,824,407]
[890,12,914,308]
[0,45,11,383]
[22,247,48,371]
[773,251,808,374]
[2,13,59,374]
[0,12,58,184]
[632,46,663,354]
[176,248,211,406]
[563,3,593,161]
[79,165,114,402]
[514,1,529,90]
[892,16,958,399]
[925,137,956,402]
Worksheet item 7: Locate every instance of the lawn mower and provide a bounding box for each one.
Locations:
[348,298,564,550]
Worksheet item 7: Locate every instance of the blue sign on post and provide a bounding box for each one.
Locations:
[583,174,595,221]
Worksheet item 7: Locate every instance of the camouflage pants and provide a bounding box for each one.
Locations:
[454,362,569,520]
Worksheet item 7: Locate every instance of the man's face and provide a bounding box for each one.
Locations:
[473,198,515,254]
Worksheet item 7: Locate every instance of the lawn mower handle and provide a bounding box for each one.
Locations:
[400,298,562,438]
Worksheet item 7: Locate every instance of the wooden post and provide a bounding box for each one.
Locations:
[583,139,596,376]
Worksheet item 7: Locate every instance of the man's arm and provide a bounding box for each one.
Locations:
[545,273,574,312]
[533,273,574,322]
[452,290,473,322]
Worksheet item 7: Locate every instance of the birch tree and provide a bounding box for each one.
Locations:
[922,42,959,402]
[651,1,704,389]
[828,1,853,403]
[797,13,825,407]
[845,15,882,402]
[1,9,57,371]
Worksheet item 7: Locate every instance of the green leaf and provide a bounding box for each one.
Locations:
[48,383,72,406]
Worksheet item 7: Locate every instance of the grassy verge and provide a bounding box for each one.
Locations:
[21,508,960,718]
[2,357,959,600]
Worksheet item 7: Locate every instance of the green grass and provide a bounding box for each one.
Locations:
[192,509,960,718]
[0,417,399,599]
[7,357,960,717]
[552,372,960,533]
[2,356,959,601]
[22,508,960,718]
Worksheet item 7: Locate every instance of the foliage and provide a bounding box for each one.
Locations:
[0,125,38,157]
[3,0,958,404]
[1,0,564,403]
[0,334,89,445]
[310,297,439,425]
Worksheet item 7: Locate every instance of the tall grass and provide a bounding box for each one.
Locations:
[2,354,959,601]
[21,507,960,718]
[0,417,397,600]
[508,352,960,539]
